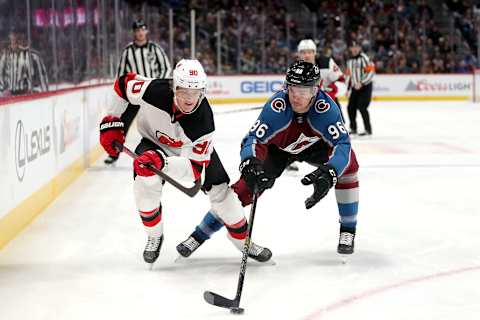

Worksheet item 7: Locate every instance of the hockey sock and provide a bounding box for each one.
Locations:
[340,224,356,234]
[225,218,248,240]
[191,211,224,242]
[338,201,358,230]
[335,177,359,230]
[139,206,163,236]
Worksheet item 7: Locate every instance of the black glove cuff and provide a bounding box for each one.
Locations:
[317,164,338,187]
[239,157,261,173]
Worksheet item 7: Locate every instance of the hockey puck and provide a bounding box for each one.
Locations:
[230,307,244,314]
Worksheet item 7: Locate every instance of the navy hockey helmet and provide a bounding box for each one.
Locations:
[285,60,320,87]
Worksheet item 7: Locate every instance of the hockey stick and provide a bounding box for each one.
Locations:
[203,190,259,314]
[113,140,202,197]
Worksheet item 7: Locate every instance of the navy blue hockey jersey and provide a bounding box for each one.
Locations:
[240,90,352,176]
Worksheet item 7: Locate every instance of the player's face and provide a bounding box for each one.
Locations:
[288,85,317,113]
[299,50,316,63]
[134,27,148,42]
[175,88,203,113]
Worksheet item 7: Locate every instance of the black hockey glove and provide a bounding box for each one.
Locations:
[301,164,337,209]
[239,157,275,193]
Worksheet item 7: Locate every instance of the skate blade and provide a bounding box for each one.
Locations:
[265,259,277,266]
[146,263,155,270]
[174,255,276,265]
[174,255,189,263]
[255,259,276,266]
[338,254,351,265]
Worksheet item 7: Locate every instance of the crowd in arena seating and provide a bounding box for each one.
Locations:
[2,0,479,98]
[167,0,477,75]
[343,0,477,74]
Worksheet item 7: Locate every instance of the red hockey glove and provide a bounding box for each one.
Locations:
[134,150,166,177]
[99,115,125,157]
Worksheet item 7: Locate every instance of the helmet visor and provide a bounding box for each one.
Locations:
[175,88,203,100]
[287,84,317,97]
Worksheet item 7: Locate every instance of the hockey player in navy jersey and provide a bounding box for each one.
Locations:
[177,61,360,258]
[99,59,272,265]
[286,39,347,172]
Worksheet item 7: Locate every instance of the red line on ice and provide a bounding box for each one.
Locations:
[304,265,480,320]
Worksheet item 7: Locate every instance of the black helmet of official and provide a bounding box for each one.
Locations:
[285,60,320,87]
[132,19,147,30]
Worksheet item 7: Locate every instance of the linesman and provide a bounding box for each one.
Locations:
[345,40,375,136]
[0,31,48,96]
[105,19,172,164]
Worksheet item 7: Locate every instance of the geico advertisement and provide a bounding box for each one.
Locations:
[10,101,56,204]
[208,76,284,98]
[207,74,472,99]
[373,75,472,96]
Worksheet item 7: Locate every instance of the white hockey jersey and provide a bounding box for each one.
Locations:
[316,56,344,89]
[107,73,214,182]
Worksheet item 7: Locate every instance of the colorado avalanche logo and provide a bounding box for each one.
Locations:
[314,99,330,113]
[270,98,286,113]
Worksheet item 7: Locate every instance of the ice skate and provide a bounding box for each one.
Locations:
[143,235,164,268]
[175,236,203,262]
[337,229,355,255]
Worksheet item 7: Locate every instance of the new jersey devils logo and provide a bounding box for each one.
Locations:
[270,97,286,113]
[156,131,184,148]
[314,99,330,113]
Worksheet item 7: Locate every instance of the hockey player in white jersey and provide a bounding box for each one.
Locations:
[99,59,272,265]
[297,39,345,112]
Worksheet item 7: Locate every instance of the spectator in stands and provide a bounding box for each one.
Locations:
[7,0,476,79]
[0,30,48,96]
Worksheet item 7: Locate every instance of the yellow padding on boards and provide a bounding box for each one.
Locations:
[0,146,103,250]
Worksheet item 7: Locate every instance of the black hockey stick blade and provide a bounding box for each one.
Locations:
[112,141,202,197]
[203,291,237,309]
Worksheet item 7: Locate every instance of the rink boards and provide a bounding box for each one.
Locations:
[0,85,110,249]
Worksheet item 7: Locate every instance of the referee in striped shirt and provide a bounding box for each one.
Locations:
[0,31,48,96]
[345,40,375,136]
[105,19,172,164]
